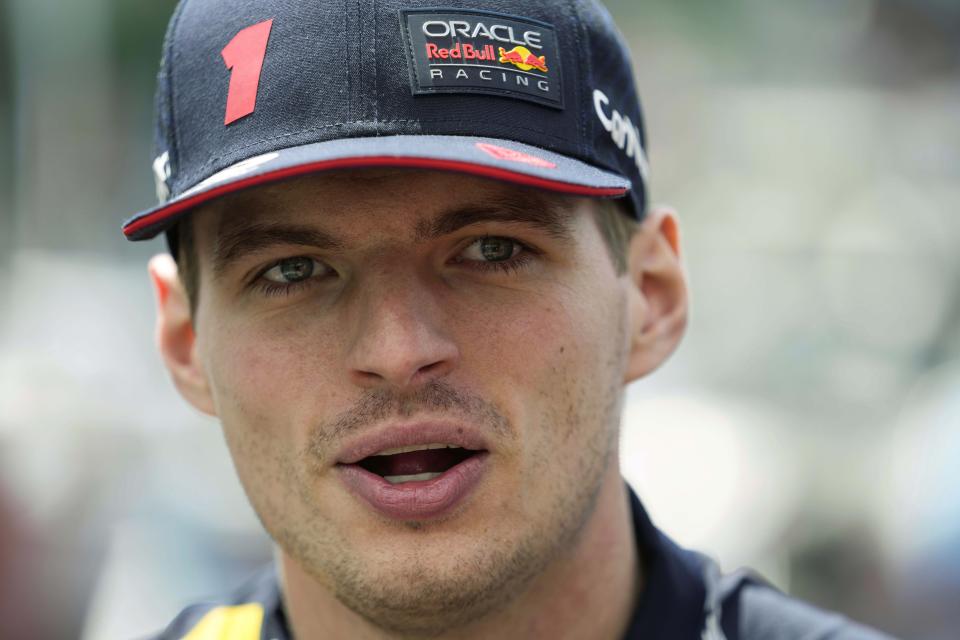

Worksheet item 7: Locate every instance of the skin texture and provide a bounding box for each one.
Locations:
[150,169,687,639]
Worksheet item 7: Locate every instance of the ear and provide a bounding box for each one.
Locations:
[623,207,688,383]
[148,254,217,416]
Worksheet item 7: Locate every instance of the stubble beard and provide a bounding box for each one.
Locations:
[256,311,627,637]
[275,412,618,638]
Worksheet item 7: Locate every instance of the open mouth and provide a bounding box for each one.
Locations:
[349,443,483,485]
[336,433,491,519]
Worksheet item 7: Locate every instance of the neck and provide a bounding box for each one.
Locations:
[280,469,640,640]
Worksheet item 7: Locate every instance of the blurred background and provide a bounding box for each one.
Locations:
[0,0,957,638]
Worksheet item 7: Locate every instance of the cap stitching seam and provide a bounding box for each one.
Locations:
[345,0,351,121]
[357,0,364,122]
[405,86,561,106]
[372,0,379,129]
[399,11,421,92]
[568,0,590,157]
[166,0,192,190]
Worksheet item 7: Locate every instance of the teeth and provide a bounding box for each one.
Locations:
[374,443,459,456]
[384,472,443,484]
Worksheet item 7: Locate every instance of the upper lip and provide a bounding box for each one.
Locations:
[335,421,491,465]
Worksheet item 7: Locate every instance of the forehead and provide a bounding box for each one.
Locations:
[192,168,587,244]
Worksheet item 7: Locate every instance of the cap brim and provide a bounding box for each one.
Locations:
[122,135,630,241]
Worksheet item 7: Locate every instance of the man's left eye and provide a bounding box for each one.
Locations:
[262,256,330,283]
[460,237,521,262]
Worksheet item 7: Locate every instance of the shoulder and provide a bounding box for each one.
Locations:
[709,567,898,640]
[622,484,898,640]
[143,565,288,640]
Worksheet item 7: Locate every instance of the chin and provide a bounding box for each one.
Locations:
[275,512,546,633]
[328,547,530,636]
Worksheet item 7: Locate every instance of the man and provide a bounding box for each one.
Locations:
[123,0,894,638]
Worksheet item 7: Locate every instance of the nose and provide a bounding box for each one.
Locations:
[345,270,460,390]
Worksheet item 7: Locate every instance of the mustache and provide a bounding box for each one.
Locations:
[307,381,512,457]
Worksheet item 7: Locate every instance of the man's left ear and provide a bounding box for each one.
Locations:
[623,206,688,383]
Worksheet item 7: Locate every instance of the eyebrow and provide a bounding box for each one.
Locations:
[212,222,344,278]
[211,192,576,277]
[414,194,576,244]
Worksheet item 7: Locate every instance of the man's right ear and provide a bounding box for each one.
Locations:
[148,254,216,416]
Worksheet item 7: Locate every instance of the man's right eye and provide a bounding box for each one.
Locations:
[261,256,330,284]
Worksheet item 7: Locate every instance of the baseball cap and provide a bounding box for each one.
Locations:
[121,0,650,243]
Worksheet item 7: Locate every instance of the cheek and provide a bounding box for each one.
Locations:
[462,280,625,443]
[198,311,350,530]
[201,311,343,451]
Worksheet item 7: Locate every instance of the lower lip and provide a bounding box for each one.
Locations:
[337,452,489,520]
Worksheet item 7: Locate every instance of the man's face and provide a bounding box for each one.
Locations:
[185,170,635,632]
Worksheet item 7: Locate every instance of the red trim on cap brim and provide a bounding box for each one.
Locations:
[124,155,628,238]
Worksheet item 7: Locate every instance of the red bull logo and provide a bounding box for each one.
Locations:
[426,42,496,61]
[498,46,548,73]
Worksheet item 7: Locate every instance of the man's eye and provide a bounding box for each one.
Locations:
[262,257,329,284]
[453,236,538,276]
[460,237,521,263]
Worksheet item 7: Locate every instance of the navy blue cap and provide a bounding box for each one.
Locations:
[123,0,650,241]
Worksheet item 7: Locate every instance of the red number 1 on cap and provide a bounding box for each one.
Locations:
[221,19,273,125]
